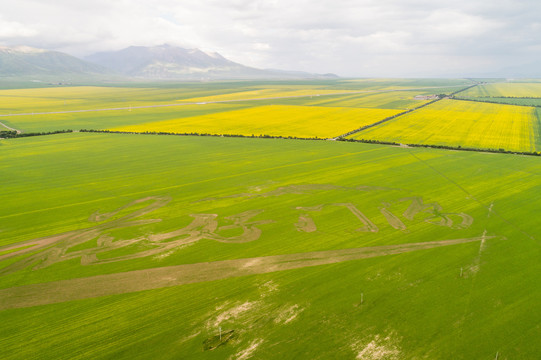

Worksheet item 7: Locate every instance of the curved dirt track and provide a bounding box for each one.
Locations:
[0,120,21,134]
[0,236,498,310]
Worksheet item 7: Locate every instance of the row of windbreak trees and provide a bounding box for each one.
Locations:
[452,96,541,107]
[337,137,541,156]
[335,96,444,139]
[335,84,478,139]
[79,129,326,141]
[0,129,73,138]
[5,128,538,157]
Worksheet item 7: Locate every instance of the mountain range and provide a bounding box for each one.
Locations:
[0,44,338,81]
[0,46,110,79]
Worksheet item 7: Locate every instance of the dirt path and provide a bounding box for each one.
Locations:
[0,235,497,310]
[0,85,470,118]
[0,120,21,134]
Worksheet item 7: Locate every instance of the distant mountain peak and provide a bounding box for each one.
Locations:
[85,44,252,79]
[0,45,112,79]
[85,44,339,80]
[0,43,338,81]
[205,51,225,60]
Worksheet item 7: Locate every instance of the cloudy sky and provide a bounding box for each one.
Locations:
[0,0,539,77]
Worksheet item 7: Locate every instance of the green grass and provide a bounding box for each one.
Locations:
[1,133,541,359]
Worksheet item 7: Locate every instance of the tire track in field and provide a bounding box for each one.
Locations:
[407,150,536,241]
[0,236,495,310]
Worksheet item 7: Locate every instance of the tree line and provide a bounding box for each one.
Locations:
[0,129,73,138]
[3,127,538,157]
[336,137,541,157]
[335,84,478,139]
[452,96,541,108]
[79,129,325,141]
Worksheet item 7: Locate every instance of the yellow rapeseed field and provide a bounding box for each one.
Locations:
[348,99,538,152]
[110,105,401,138]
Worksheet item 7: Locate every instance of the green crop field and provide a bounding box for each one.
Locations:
[460,82,541,98]
[2,79,541,359]
[0,103,254,133]
[347,99,541,152]
[2,132,541,359]
[271,90,432,109]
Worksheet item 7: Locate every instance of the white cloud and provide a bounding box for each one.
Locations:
[0,0,540,76]
[253,43,270,50]
[0,18,37,38]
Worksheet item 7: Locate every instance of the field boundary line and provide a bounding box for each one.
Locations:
[534,108,541,152]
[0,236,493,310]
[334,84,478,140]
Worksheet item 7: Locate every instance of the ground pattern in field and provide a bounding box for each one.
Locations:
[0,184,475,275]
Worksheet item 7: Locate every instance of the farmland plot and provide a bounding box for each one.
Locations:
[278,90,431,110]
[348,99,539,152]
[1,133,541,359]
[460,82,541,98]
[0,83,456,134]
[109,105,401,138]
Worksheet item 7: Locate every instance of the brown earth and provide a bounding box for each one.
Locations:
[0,236,498,310]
